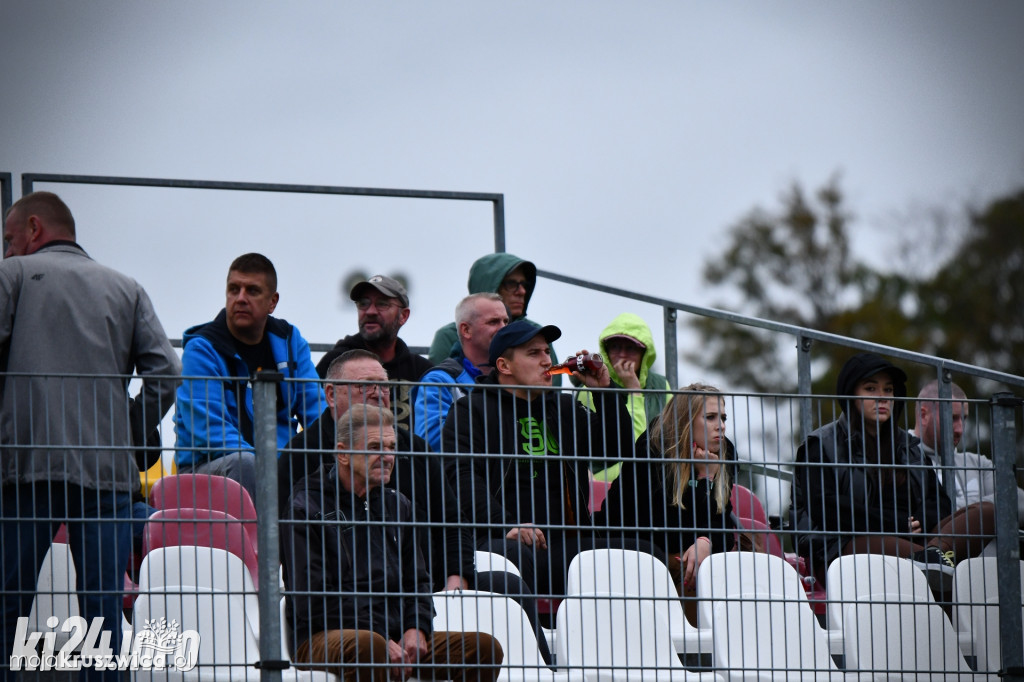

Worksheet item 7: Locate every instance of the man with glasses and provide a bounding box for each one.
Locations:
[426,254,559,382]
[174,253,324,501]
[283,350,552,660]
[317,275,433,427]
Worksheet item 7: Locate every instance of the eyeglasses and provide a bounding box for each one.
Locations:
[356,297,400,312]
[334,382,387,395]
[499,279,529,293]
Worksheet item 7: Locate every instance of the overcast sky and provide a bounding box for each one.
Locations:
[3,0,1023,380]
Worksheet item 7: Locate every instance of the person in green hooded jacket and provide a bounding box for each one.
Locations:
[427,252,559,381]
[579,313,672,481]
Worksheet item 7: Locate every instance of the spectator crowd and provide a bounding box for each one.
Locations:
[1,191,1020,681]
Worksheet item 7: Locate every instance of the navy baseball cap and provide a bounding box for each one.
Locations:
[488,320,561,367]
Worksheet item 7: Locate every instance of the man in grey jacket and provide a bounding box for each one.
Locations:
[0,192,180,681]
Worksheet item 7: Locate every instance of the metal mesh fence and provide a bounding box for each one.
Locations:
[1,373,1021,681]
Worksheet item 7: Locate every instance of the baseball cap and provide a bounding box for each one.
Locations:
[488,320,561,367]
[350,275,409,308]
[603,334,646,350]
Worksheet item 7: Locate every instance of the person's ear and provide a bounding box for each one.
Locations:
[495,356,511,375]
[399,307,411,326]
[335,447,349,467]
[268,292,280,313]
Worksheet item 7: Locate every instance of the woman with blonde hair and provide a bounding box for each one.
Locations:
[598,383,736,593]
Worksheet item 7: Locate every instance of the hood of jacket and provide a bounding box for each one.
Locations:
[598,313,658,389]
[467,252,537,319]
[836,352,909,426]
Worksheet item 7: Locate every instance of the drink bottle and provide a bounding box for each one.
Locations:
[546,353,604,376]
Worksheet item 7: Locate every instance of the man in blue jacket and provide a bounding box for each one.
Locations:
[174,253,324,499]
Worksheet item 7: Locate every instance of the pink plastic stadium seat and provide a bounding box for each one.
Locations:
[142,507,259,584]
[149,473,259,551]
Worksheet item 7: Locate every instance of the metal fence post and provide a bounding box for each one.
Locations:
[254,371,285,681]
[991,392,1023,682]
[663,307,678,391]
[796,334,813,442]
[936,366,957,500]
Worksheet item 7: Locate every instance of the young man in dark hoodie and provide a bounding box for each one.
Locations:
[174,253,323,500]
[442,320,639,597]
[791,352,996,591]
[316,275,434,428]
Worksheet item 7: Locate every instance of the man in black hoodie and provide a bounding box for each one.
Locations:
[316,275,433,428]
[281,403,502,682]
[443,321,638,597]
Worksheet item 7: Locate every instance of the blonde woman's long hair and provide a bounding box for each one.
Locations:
[648,383,731,514]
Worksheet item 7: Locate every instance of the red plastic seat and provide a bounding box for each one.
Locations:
[142,508,259,584]
[589,479,612,513]
[149,473,258,551]
[730,483,768,526]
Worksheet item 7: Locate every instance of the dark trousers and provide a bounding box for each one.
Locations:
[295,628,503,682]
[1,482,132,682]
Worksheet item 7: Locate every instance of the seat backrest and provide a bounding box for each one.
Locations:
[588,479,612,514]
[842,592,972,676]
[143,508,259,584]
[696,551,810,630]
[710,592,838,675]
[149,473,258,549]
[475,550,523,578]
[732,516,785,558]
[28,542,79,642]
[952,556,1024,672]
[554,593,689,680]
[825,554,935,634]
[433,590,553,678]
[730,484,767,526]
[132,586,256,676]
[566,549,696,649]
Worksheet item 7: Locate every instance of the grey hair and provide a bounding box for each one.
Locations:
[335,403,394,448]
[455,292,505,327]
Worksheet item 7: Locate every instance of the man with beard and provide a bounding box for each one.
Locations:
[316,275,433,429]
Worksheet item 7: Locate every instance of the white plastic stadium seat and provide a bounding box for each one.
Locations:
[952,557,1024,673]
[28,542,80,650]
[709,592,872,681]
[696,551,837,654]
[554,593,723,682]
[841,592,979,681]
[433,590,579,682]
[567,549,712,655]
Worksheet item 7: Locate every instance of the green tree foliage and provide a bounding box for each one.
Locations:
[689,180,1024,404]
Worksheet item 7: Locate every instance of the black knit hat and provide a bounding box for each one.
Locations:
[836,352,909,421]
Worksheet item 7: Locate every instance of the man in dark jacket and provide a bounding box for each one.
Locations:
[281,403,502,682]
[282,349,552,662]
[443,321,637,596]
[316,275,433,428]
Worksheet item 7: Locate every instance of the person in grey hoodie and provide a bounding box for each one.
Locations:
[0,191,180,681]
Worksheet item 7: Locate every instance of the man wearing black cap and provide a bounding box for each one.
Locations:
[442,320,636,596]
[316,275,433,426]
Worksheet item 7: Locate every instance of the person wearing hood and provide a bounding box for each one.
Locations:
[791,352,996,591]
[578,313,672,480]
[427,253,560,382]
[174,253,324,501]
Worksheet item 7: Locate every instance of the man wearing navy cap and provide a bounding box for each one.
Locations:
[442,320,636,596]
